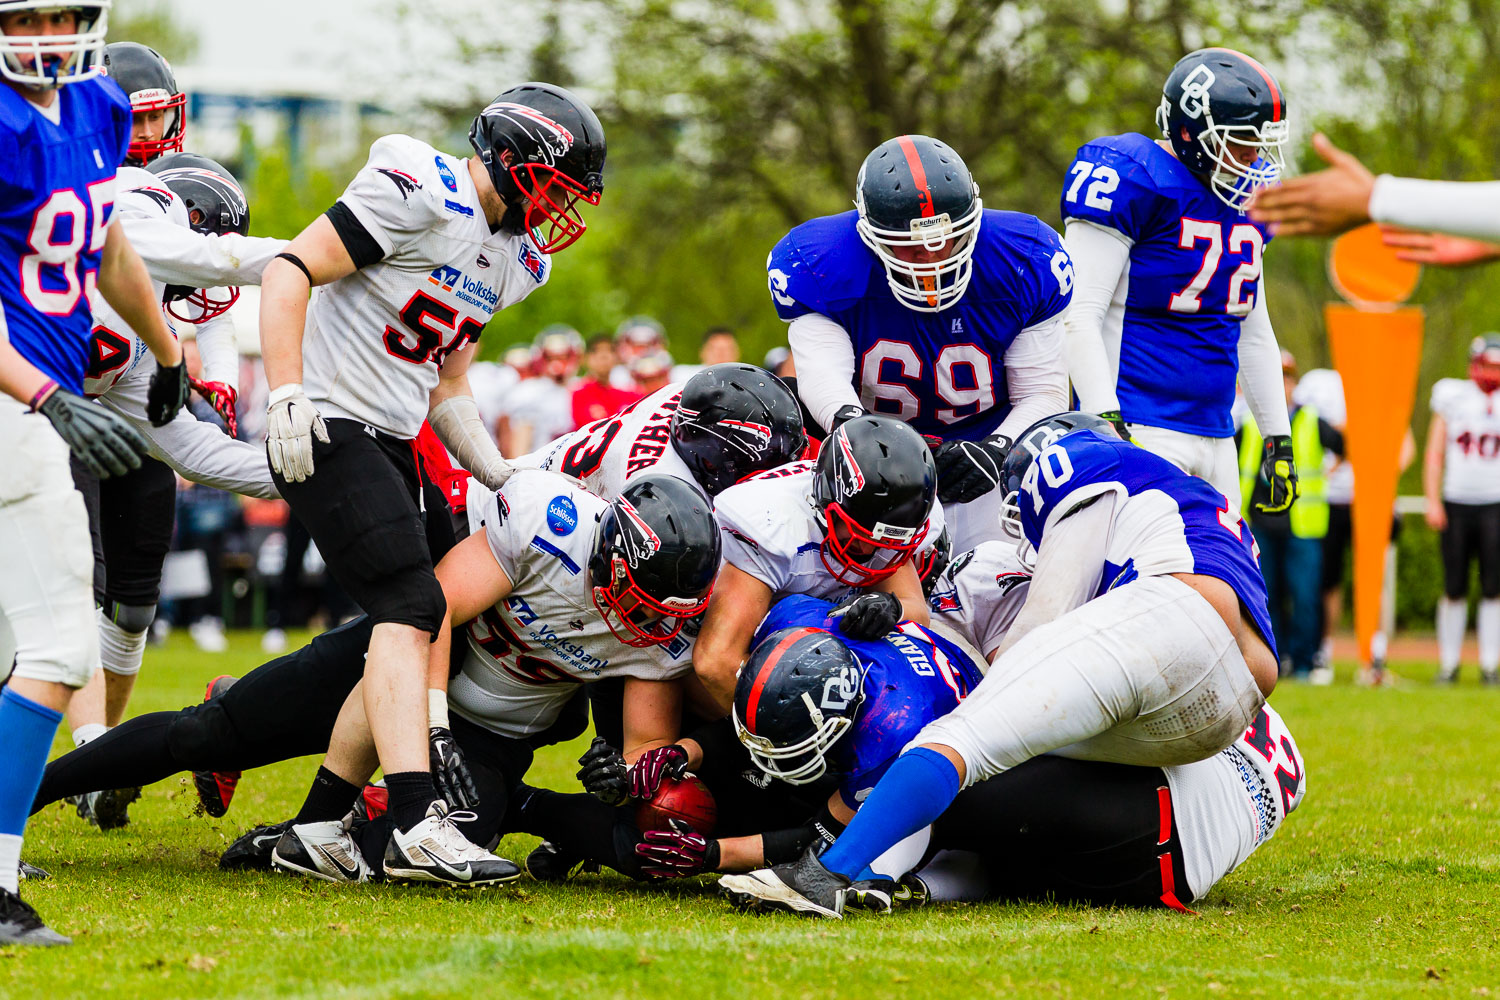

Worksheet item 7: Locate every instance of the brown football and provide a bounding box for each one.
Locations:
[634,773,717,835]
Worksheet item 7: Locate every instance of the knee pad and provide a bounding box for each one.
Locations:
[166,701,236,767]
[103,601,157,635]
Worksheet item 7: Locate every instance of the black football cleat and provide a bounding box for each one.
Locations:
[718,846,850,919]
[17,860,50,881]
[219,819,295,871]
[71,786,142,830]
[192,675,241,818]
[524,840,593,883]
[845,872,931,913]
[382,800,521,887]
[0,889,70,946]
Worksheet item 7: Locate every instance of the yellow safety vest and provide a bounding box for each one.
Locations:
[1238,407,1329,538]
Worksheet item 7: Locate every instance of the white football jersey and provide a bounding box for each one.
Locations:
[1166,702,1306,900]
[304,134,552,439]
[500,376,575,450]
[85,166,282,399]
[446,470,695,739]
[519,382,701,500]
[714,463,945,602]
[927,540,1031,659]
[1432,377,1500,504]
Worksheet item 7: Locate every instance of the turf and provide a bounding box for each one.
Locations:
[7,632,1500,999]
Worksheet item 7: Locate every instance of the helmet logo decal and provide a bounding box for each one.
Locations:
[484,102,576,166]
[819,663,862,712]
[614,497,662,564]
[719,418,773,454]
[1178,63,1216,120]
[832,430,867,500]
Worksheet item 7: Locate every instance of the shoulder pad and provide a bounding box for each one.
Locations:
[1060,133,1177,240]
[767,212,874,321]
[359,134,451,215]
[973,210,1072,323]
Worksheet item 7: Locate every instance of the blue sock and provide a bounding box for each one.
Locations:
[0,687,63,837]
[819,747,961,880]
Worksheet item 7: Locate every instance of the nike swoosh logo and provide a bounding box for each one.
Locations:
[418,847,473,881]
[316,844,362,879]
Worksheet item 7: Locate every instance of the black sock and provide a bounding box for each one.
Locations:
[385,771,437,832]
[294,766,360,824]
[30,712,178,815]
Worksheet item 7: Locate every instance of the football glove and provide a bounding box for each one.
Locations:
[827,404,865,434]
[634,819,720,879]
[190,378,239,437]
[828,590,902,640]
[265,383,329,483]
[37,388,149,478]
[146,358,190,427]
[933,435,1011,505]
[428,726,479,811]
[1098,410,1132,442]
[576,736,630,807]
[1255,435,1299,515]
[627,744,689,800]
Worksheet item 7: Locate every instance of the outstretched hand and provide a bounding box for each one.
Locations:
[1380,228,1500,268]
[1248,133,1375,237]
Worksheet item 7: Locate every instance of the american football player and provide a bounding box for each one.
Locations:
[772,135,1073,551]
[1062,48,1294,514]
[497,323,582,455]
[254,83,604,856]
[720,412,1279,917]
[101,40,184,167]
[62,149,283,830]
[0,1,188,945]
[693,414,942,712]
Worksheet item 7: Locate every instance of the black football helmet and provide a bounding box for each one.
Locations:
[733,626,865,785]
[589,474,721,648]
[469,82,606,253]
[102,41,185,165]
[1156,48,1289,212]
[671,364,807,495]
[0,2,108,88]
[855,134,983,313]
[998,412,1116,543]
[811,415,936,586]
[147,152,250,322]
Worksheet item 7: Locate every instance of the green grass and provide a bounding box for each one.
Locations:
[8,632,1500,999]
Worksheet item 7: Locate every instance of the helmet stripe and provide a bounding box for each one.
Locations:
[743,627,823,734]
[895,136,935,219]
[1205,47,1282,122]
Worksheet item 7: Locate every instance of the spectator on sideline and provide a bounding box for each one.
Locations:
[631,349,674,395]
[673,325,741,382]
[764,345,795,379]
[611,315,666,389]
[498,326,582,457]
[1238,351,1344,683]
[572,331,639,428]
[465,358,520,445]
[1426,334,1500,685]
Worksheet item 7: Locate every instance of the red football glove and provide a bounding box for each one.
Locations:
[190,378,238,436]
[627,744,689,800]
[634,819,720,879]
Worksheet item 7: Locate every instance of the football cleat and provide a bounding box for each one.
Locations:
[271,814,373,884]
[845,872,931,913]
[718,846,850,919]
[192,674,241,818]
[18,860,50,881]
[69,786,142,830]
[219,819,295,871]
[382,800,521,887]
[0,889,70,946]
[524,840,593,883]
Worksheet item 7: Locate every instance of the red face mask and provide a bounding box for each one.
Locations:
[1472,360,1500,394]
[817,501,927,587]
[511,163,600,254]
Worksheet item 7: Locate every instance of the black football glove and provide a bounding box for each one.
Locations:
[1098,410,1132,442]
[634,819,721,879]
[37,389,149,478]
[829,590,902,640]
[933,435,1010,505]
[428,726,479,811]
[146,358,190,427]
[627,744,689,800]
[1255,434,1299,515]
[827,404,865,434]
[576,736,630,806]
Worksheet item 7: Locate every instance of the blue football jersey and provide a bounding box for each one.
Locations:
[0,80,130,395]
[1017,429,1276,658]
[766,209,1072,441]
[1060,132,1272,438]
[753,594,983,810]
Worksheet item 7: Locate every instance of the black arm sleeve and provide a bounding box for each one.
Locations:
[324,201,386,269]
[683,715,742,765]
[1319,418,1346,458]
[760,803,846,865]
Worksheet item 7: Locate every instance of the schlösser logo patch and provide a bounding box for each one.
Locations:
[547,495,578,535]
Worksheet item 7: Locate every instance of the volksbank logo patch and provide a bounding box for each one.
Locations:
[426,265,500,312]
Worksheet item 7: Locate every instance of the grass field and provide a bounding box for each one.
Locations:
[7,631,1500,999]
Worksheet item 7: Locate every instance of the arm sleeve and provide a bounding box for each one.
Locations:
[1236,290,1291,438]
[1369,176,1500,243]
[429,394,512,489]
[1061,220,1130,414]
[192,312,240,388]
[122,215,288,289]
[995,313,1069,442]
[996,492,1115,657]
[787,312,861,433]
[1319,417,1345,456]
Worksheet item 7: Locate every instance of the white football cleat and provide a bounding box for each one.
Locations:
[271,815,372,883]
[382,800,520,887]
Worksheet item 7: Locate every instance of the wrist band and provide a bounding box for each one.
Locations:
[274,252,315,285]
[28,379,57,411]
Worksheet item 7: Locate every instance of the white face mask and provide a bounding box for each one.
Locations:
[0,2,110,88]
[854,189,984,312]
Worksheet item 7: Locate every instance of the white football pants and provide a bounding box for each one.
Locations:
[1127,423,1241,513]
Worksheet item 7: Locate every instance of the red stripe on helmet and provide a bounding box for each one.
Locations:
[1206,48,1282,122]
[744,627,823,734]
[895,136,935,218]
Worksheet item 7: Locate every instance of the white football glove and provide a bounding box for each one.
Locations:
[265,383,329,483]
